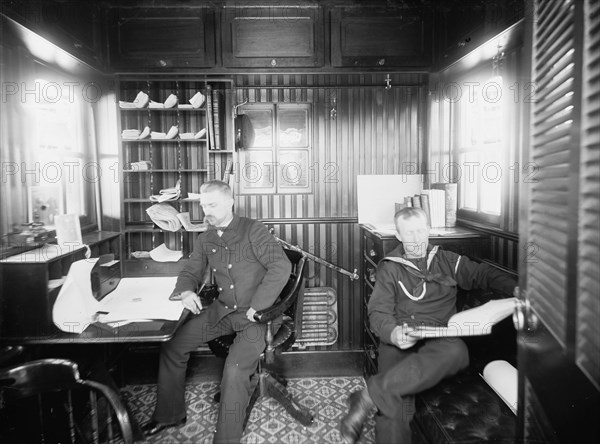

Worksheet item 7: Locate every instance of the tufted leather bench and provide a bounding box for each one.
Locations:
[410,288,518,443]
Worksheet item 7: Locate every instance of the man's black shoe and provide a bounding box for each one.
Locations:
[339,389,375,444]
[142,417,187,436]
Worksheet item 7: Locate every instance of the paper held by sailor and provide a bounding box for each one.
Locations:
[407,298,517,338]
[53,258,182,333]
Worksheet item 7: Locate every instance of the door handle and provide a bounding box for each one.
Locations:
[513,289,539,332]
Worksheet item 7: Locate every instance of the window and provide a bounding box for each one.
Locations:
[0,51,98,243]
[238,103,311,194]
[454,74,506,223]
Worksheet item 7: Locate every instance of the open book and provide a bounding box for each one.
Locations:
[407,297,516,338]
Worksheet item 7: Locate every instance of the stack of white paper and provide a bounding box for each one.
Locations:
[53,259,183,333]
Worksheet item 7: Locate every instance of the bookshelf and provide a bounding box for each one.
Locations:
[117,78,234,276]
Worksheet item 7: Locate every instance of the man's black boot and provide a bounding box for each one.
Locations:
[339,389,376,443]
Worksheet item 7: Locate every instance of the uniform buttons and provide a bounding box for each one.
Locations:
[225,247,228,250]
[218,287,223,291]
[213,268,217,272]
[228,264,232,269]
[233,305,237,309]
[224,305,229,309]
[230,284,234,289]
[212,249,216,253]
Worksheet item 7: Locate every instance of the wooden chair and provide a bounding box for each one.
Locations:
[207,248,314,430]
[0,358,133,444]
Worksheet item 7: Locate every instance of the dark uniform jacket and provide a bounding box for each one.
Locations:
[368,244,517,345]
[172,214,292,323]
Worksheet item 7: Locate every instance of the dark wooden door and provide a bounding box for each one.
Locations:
[517,0,600,442]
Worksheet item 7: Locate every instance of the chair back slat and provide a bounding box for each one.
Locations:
[0,359,133,444]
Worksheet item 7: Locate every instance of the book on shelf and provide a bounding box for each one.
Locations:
[422,189,446,228]
[222,159,234,186]
[420,193,431,226]
[206,85,216,150]
[211,89,223,150]
[412,194,422,208]
[407,297,516,338]
[431,182,458,227]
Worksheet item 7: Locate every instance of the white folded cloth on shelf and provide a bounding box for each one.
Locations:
[151,125,179,140]
[148,94,178,109]
[122,129,141,140]
[122,126,151,140]
[146,203,182,231]
[139,126,150,139]
[163,94,178,108]
[190,91,206,109]
[148,100,165,109]
[130,160,152,171]
[119,91,149,109]
[149,179,181,203]
[179,128,206,140]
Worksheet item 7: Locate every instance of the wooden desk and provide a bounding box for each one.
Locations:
[0,314,188,346]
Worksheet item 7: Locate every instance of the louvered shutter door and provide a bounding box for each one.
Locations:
[576,0,600,389]
[529,0,580,346]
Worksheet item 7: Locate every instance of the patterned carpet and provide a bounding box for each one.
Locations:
[122,377,376,444]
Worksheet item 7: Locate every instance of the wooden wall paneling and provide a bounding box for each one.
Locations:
[231,74,426,350]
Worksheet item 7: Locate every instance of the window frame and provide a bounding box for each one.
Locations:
[238,102,313,195]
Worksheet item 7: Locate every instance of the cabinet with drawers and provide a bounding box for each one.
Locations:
[360,225,489,375]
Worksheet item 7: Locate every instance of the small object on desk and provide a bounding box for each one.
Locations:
[131,250,151,259]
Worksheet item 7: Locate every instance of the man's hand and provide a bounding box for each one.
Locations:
[513,286,520,298]
[181,290,203,315]
[246,307,257,322]
[391,324,419,350]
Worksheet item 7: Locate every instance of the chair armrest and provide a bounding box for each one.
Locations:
[253,277,298,324]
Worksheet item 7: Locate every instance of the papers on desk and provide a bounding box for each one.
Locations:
[97,277,182,324]
[53,258,183,333]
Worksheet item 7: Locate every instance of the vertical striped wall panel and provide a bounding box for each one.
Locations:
[229,74,426,349]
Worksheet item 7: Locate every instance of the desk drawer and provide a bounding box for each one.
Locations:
[363,258,377,288]
[364,233,383,264]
